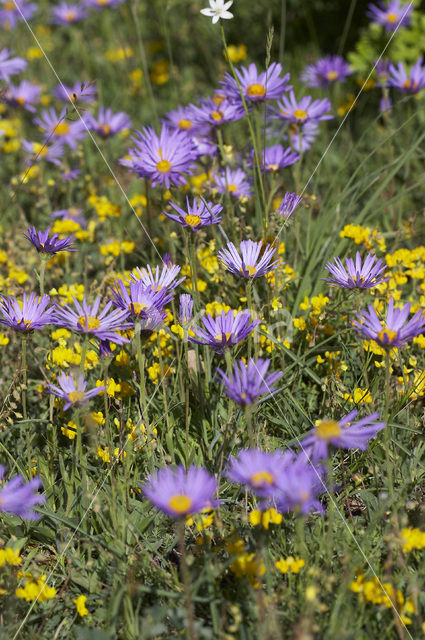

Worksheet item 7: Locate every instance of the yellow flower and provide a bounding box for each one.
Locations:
[15,573,56,602]
[401,527,425,552]
[225,44,247,63]
[344,388,372,404]
[0,332,9,346]
[73,594,89,617]
[249,507,282,530]
[61,421,77,440]
[0,547,22,566]
[275,556,305,574]
[230,553,266,589]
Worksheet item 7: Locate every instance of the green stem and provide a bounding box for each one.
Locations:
[383,350,394,501]
[80,335,89,375]
[39,256,47,297]
[134,321,148,424]
[246,279,254,361]
[188,233,200,310]
[21,336,31,477]
[176,520,196,640]
[244,403,254,448]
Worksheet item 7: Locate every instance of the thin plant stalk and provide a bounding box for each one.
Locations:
[21,335,32,477]
[176,520,196,640]
[383,350,394,501]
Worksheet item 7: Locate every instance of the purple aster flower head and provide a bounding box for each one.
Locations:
[120,125,197,189]
[276,192,303,219]
[301,55,352,88]
[53,81,97,104]
[21,139,65,166]
[130,262,185,293]
[0,48,27,81]
[218,239,282,278]
[179,294,193,324]
[34,108,87,150]
[190,97,245,127]
[3,81,41,113]
[84,0,125,10]
[0,466,44,520]
[51,207,86,227]
[220,62,291,104]
[299,411,386,463]
[367,0,413,31]
[51,1,88,23]
[47,372,104,411]
[54,296,131,346]
[85,106,132,137]
[380,95,392,112]
[225,448,290,498]
[288,121,319,152]
[325,252,388,289]
[189,309,260,354]
[192,134,218,158]
[62,167,82,181]
[0,293,56,332]
[255,144,300,173]
[212,167,252,200]
[388,58,425,94]
[162,252,173,267]
[274,91,333,125]
[376,59,391,83]
[110,279,171,326]
[352,298,425,348]
[163,104,203,134]
[0,0,36,30]
[272,451,326,515]
[142,465,217,518]
[216,358,282,406]
[23,225,76,254]
[163,197,223,231]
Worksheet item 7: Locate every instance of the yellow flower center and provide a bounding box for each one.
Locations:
[54,122,70,136]
[78,315,101,331]
[247,83,266,98]
[228,183,237,193]
[16,96,26,105]
[101,124,111,135]
[214,332,232,342]
[293,109,308,121]
[156,159,171,173]
[169,494,193,514]
[4,2,15,10]
[179,119,192,130]
[211,110,223,122]
[184,214,202,227]
[65,11,76,20]
[316,419,342,441]
[130,302,148,314]
[68,390,86,403]
[251,471,274,487]
[241,265,257,276]
[386,12,398,23]
[326,70,338,81]
[267,164,279,171]
[377,328,397,344]
[23,320,32,329]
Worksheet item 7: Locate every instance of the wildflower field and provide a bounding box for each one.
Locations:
[2,0,425,637]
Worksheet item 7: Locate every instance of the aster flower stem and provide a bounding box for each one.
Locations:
[21,335,32,477]
[220,25,267,215]
[135,320,149,424]
[80,335,89,375]
[157,333,170,431]
[39,255,48,297]
[244,403,254,448]
[188,233,200,310]
[176,520,196,640]
[383,351,394,500]
[245,280,254,361]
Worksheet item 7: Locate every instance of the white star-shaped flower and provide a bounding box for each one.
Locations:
[200,0,234,24]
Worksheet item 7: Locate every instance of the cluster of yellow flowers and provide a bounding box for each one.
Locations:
[88,194,121,221]
[340,224,386,252]
[401,527,425,552]
[249,507,282,529]
[15,572,56,602]
[275,556,305,574]
[0,547,22,567]
[350,573,415,624]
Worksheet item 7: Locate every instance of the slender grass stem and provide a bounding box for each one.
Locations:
[21,335,32,478]
[176,520,196,640]
[383,350,395,501]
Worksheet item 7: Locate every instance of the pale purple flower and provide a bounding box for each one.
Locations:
[301,55,352,88]
[190,97,245,127]
[272,452,326,515]
[216,358,282,405]
[85,106,132,137]
[0,466,44,520]
[163,197,223,231]
[52,81,97,104]
[352,298,425,348]
[189,309,260,353]
[47,373,104,411]
[23,225,76,254]
[255,144,300,173]
[212,167,252,199]
[388,58,425,94]
[218,239,282,278]
[54,296,131,345]
[276,192,302,219]
[163,104,202,133]
[34,108,87,150]
[0,0,36,30]
[110,279,171,324]
[367,0,413,31]
[274,91,333,125]
[51,207,86,227]
[325,252,388,289]
[226,449,290,498]
[0,293,56,332]
[221,62,291,104]
[288,121,319,152]
[3,81,41,113]
[0,48,27,81]
[84,0,125,9]
[51,1,88,23]
[179,294,193,324]
[21,139,65,166]
[130,263,185,293]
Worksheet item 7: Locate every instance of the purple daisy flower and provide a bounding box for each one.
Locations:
[21,139,65,166]
[23,225,76,254]
[85,106,132,137]
[255,144,300,173]
[142,465,217,518]
[51,207,86,227]
[352,298,425,348]
[54,296,131,345]
[163,197,223,231]
[47,372,104,411]
[190,97,245,127]
[0,293,56,332]
[216,358,282,405]
[218,239,282,278]
[110,279,171,323]
[212,167,252,200]
[0,0,37,30]
[274,91,333,125]
[163,104,203,133]
[179,293,193,324]
[120,125,197,189]
[0,48,27,81]
[51,1,88,23]
[299,411,386,463]
[34,108,87,150]
[3,81,41,113]
[367,0,413,31]
[225,448,290,498]
[388,58,425,94]
[325,252,388,289]
[276,192,303,219]
[0,466,44,520]
[189,309,260,354]
[220,62,291,104]
[287,121,319,152]
[301,55,352,88]
[62,167,82,181]
[192,134,218,158]
[130,263,185,293]
[272,452,325,515]
[52,81,97,104]
[84,0,125,9]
